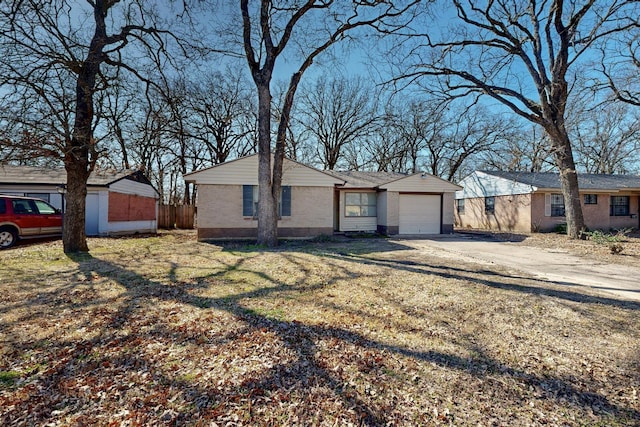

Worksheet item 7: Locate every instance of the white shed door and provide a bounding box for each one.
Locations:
[85,193,100,236]
[399,194,441,234]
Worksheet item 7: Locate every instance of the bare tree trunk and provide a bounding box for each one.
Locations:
[256,80,278,247]
[543,72,586,239]
[114,124,130,169]
[63,2,105,253]
[63,157,90,252]
[549,130,585,239]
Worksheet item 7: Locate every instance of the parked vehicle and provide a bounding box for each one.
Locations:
[0,195,62,249]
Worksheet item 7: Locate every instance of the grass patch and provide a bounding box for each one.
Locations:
[0,371,20,387]
[1,231,639,425]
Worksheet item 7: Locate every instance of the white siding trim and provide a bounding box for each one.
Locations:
[109,179,158,198]
[456,171,538,199]
[108,220,157,234]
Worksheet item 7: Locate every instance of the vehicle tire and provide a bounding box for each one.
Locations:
[0,227,18,249]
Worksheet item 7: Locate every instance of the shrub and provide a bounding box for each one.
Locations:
[584,229,629,255]
[553,223,567,234]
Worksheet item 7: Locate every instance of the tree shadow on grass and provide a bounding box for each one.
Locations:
[2,247,639,425]
[213,236,415,256]
[332,250,640,311]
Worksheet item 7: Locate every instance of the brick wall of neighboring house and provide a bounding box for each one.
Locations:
[530,193,566,232]
[442,192,456,231]
[108,192,157,222]
[607,194,640,230]
[532,193,640,232]
[456,194,532,232]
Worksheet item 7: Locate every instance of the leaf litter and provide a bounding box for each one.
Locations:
[0,231,639,426]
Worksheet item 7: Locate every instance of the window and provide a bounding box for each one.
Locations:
[550,193,565,217]
[484,197,495,214]
[610,196,630,216]
[456,199,465,215]
[584,194,598,205]
[25,193,50,203]
[242,185,291,217]
[345,193,377,217]
[0,198,5,214]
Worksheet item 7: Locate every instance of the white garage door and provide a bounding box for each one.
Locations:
[399,194,441,234]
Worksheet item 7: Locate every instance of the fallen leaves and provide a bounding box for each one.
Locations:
[1,232,639,425]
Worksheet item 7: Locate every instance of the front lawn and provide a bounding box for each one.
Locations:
[1,232,639,426]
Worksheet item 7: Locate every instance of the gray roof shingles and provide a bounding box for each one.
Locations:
[0,165,138,186]
[325,170,408,188]
[481,170,640,190]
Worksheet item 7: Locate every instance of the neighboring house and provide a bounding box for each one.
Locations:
[184,155,462,240]
[0,166,159,236]
[455,171,640,232]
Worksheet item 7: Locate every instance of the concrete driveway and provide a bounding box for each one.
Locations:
[391,233,640,301]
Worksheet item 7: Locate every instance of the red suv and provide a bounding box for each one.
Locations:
[0,195,63,249]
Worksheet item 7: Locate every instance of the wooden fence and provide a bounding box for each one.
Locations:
[158,204,196,229]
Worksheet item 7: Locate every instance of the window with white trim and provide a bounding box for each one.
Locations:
[345,193,377,217]
[456,199,465,215]
[550,193,565,217]
[610,196,630,216]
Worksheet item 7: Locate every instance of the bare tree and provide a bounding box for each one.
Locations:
[297,76,380,170]
[394,99,447,174]
[599,31,640,106]
[436,105,511,181]
[401,0,639,238]
[478,124,555,173]
[372,97,507,180]
[96,69,258,206]
[0,1,182,252]
[187,70,257,165]
[363,115,405,172]
[98,78,141,170]
[571,103,640,173]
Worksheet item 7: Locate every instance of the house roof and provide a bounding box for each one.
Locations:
[326,170,408,188]
[326,170,462,192]
[481,171,640,191]
[0,165,152,187]
[185,155,460,192]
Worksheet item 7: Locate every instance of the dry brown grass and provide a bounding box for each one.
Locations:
[1,231,639,426]
[474,229,640,267]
